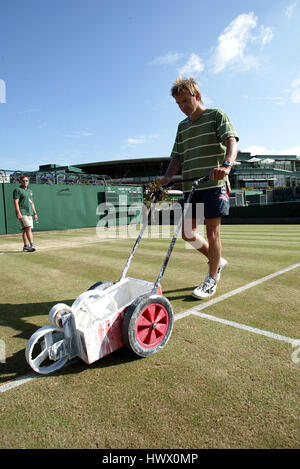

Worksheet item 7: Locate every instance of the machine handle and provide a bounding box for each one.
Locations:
[161,175,210,190]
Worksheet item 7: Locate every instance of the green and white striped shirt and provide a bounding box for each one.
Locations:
[170,108,238,192]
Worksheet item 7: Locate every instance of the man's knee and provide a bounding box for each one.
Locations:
[182,225,196,242]
[205,219,221,241]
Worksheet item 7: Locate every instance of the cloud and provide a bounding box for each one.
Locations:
[177,53,204,77]
[125,134,159,146]
[0,78,6,103]
[63,131,94,138]
[211,12,273,73]
[291,77,300,103]
[285,1,297,19]
[242,94,286,106]
[149,51,204,78]
[278,74,300,104]
[149,52,184,65]
[259,25,274,48]
[242,145,300,156]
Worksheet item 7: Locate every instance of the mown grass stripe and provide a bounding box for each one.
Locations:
[2,262,299,394]
[175,262,300,344]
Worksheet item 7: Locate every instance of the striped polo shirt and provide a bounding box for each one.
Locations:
[170,108,239,192]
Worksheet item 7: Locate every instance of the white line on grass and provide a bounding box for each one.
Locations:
[0,238,120,254]
[175,262,300,345]
[1,262,299,393]
[0,373,40,393]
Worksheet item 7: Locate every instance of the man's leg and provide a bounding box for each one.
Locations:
[182,217,222,280]
[25,227,33,245]
[189,217,222,299]
[205,217,222,280]
[182,217,207,251]
[22,228,29,247]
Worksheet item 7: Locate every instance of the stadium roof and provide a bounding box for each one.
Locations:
[236,153,300,162]
[74,157,171,179]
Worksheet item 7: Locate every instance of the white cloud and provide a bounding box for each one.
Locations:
[242,145,300,156]
[259,25,274,48]
[242,94,286,105]
[63,131,94,138]
[285,1,297,19]
[125,134,159,146]
[291,77,300,103]
[280,74,300,104]
[149,52,184,65]
[211,12,273,73]
[212,12,257,73]
[0,78,6,103]
[177,53,204,77]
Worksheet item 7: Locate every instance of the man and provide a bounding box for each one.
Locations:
[160,77,238,299]
[13,175,38,252]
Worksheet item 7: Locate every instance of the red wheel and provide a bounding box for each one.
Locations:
[122,293,174,357]
[135,302,170,348]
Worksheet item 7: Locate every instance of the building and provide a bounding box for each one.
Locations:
[230,152,300,190]
[74,157,171,185]
[74,151,300,190]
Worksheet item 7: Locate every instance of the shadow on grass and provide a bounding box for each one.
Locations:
[0,299,140,384]
[0,346,140,385]
[163,286,198,301]
[0,285,198,384]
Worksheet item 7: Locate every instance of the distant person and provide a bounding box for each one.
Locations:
[160,77,238,299]
[13,175,38,252]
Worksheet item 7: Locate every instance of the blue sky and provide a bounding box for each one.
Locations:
[0,0,299,172]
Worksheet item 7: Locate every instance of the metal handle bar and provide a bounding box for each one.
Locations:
[151,175,210,293]
[161,175,209,191]
[120,175,210,283]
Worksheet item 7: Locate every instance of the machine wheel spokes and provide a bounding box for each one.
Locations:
[122,293,174,357]
[25,326,68,375]
[136,303,169,347]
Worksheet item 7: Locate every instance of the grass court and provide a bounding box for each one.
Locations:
[0,224,299,449]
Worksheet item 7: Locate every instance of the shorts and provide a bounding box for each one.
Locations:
[19,215,33,229]
[183,185,230,219]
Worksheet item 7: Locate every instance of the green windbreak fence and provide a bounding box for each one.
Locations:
[0,184,6,235]
[1,183,144,235]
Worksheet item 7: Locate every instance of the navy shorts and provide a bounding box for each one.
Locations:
[183,185,230,219]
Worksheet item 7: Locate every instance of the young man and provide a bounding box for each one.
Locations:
[13,175,38,252]
[161,77,238,299]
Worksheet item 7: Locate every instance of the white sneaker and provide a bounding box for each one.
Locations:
[192,276,217,299]
[208,257,228,282]
[216,257,228,282]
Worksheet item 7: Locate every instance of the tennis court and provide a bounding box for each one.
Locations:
[0,224,299,448]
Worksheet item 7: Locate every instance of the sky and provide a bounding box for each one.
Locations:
[0,0,300,172]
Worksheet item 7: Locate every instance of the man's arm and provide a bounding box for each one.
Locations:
[32,201,38,221]
[210,137,238,180]
[160,157,181,185]
[13,198,22,219]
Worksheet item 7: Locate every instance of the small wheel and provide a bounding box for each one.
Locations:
[122,293,174,357]
[88,280,113,291]
[25,326,68,375]
[49,303,73,328]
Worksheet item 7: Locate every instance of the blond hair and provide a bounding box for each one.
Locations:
[171,77,202,101]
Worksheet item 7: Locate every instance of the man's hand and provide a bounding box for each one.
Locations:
[159,156,180,187]
[159,176,173,186]
[210,166,231,181]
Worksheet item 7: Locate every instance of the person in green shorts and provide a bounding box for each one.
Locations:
[160,77,239,299]
[13,175,38,252]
